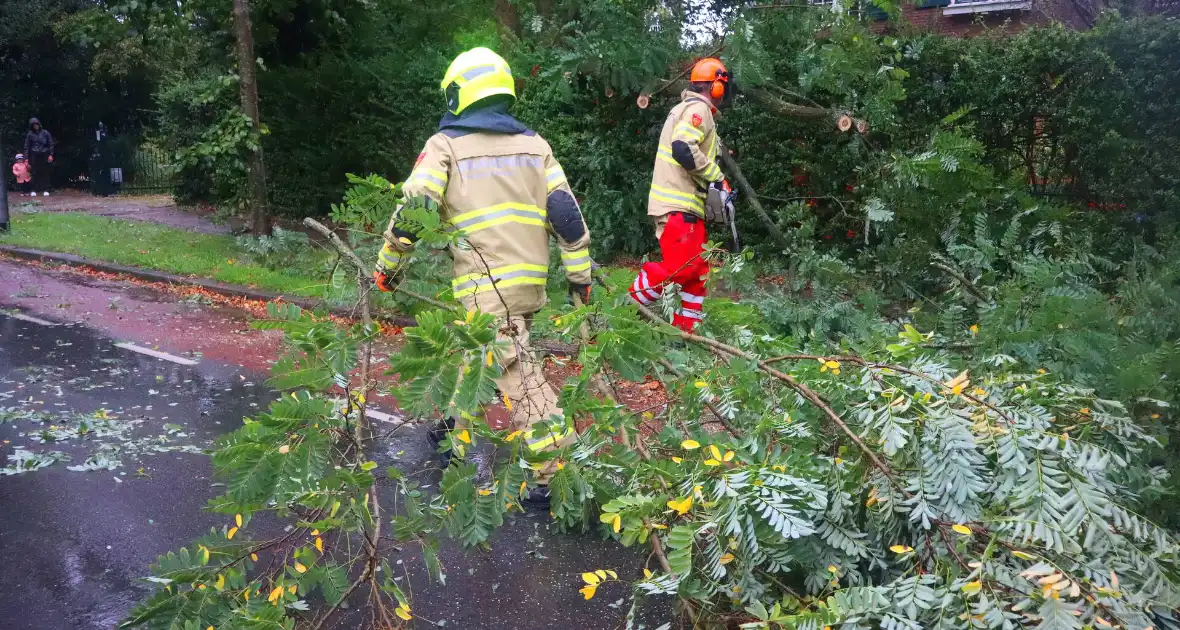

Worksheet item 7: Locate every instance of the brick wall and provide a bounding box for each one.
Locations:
[871,0,1093,36]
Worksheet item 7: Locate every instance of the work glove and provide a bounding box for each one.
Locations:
[373,269,396,293]
[704,180,732,224]
[569,283,592,307]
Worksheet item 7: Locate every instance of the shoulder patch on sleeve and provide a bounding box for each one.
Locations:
[414,152,426,166]
[691,113,702,128]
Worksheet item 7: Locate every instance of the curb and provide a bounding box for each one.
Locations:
[0,245,574,356]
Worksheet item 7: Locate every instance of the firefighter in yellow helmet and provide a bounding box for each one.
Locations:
[373,47,592,508]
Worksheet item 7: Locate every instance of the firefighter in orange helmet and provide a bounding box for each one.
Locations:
[630,57,734,332]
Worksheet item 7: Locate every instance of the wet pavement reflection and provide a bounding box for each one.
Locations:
[0,309,671,629]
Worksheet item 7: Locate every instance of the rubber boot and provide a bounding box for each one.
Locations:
[428,417,456,467]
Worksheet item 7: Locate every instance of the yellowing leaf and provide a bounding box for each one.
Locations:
[396,605,412,621]
[278,444,290,454]
[694,381,707,388]
[235,514,243,527]
[294,562,308,574]
[681,439,700,450]
[709,444,722,460]
[288,584,297,594]
[671,457,683,463]
[226,527,239,540]
[666,496,693,515]
[315,537,324,553]
[582,572,601,585]
[1079,407,1090,415]
[505,430,523,442]
[486,351,494,367]
[214,574,225,591]
[579,584,598,600]
[330,501,341,517]
[504,398,513,411]
[311,529,320,536]
[594,569,608,579]
[643,569,653,579]
[703,459,721,466]
[723,450,735,462]
[827,565,838,574]
[455,429,471,444]
[466,309,475,324]
[952,524,972,536]
[962,581,983,594]
[1038,573,1064,586]
[198,545,210,565]
[969,324,979,335]
[973,388,987,397]
[478,488,493,496]
[609,513,622,533]
[719,553,736,565]
[250,553,259,562]
[889,545,914,554]
[605,570,618,579]
[1011,550,1035,560]
[520,481,528,496]
[268,587,284,603]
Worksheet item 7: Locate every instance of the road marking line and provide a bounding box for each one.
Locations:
[114,342,199,366]
[366,408,401,424]
[4,312,58,326]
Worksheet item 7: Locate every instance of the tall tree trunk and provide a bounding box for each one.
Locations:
[232,0,270,236]
[494,0,522,38]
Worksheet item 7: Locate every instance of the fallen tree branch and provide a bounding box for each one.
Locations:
[716,139,793,252]
[930,260,992,303]
[655,357,741,438]
[634,302,898,481]
[744,86,833,120]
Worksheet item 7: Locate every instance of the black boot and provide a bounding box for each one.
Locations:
[521,486,551,510]
[428,417,456,467]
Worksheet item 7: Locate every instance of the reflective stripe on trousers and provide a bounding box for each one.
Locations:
[452,263,549,298]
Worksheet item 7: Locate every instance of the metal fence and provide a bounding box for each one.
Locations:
[118,146,176,195]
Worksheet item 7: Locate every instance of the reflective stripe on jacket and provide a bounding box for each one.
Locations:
[382,130,591,316]
[647,91,723,218]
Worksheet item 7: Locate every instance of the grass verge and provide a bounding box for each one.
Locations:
[0,211,332,297]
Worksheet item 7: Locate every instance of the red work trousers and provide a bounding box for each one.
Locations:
[630,212,709,332]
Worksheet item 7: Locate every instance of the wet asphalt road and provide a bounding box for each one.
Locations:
[0,289,670,628]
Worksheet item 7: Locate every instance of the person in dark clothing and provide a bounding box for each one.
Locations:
[24,118,54,196]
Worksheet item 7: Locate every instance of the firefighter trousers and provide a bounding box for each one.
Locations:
[629,212,709,332]
[456,314,574,485]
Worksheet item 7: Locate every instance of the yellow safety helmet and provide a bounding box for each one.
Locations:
[441,47,515,115]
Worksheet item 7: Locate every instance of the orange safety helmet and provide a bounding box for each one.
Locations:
[689,57,730,102]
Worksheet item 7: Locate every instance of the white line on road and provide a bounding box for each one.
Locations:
[114,342,199,366]
[365,408,402,424]
[4,312,58,326]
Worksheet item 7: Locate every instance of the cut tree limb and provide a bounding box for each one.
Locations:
[716,138,792,252]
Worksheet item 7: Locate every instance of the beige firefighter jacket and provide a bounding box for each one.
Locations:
[379,130,591,317]
[647,90,724,219]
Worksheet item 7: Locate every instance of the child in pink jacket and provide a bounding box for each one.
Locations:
[12,154,31,195]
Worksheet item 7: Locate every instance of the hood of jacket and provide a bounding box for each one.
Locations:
[29,117,41,128]
[437,101,532,138]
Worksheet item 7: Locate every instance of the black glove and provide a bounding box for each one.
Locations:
[569,283,592,306]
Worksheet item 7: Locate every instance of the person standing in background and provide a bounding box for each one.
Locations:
[13,154,31,195]
[24,118,54,197]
